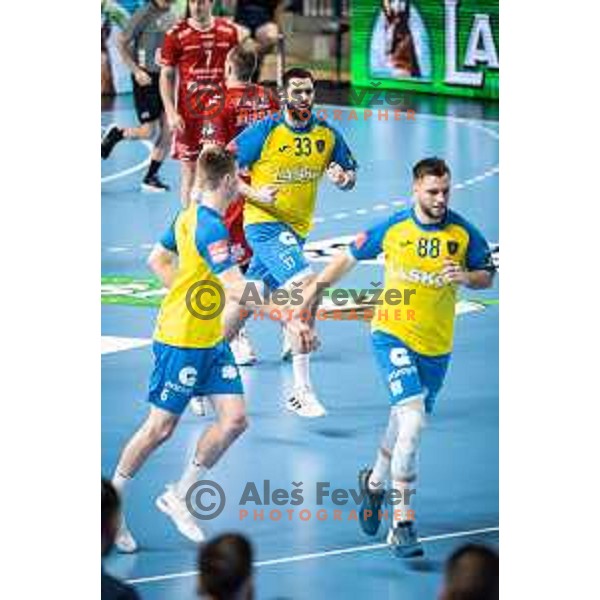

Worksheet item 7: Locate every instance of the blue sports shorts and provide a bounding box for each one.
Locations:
[148,340,243,415]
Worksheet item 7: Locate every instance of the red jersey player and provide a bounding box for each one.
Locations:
[191,43,279,376]
[159,0,246,206]
[204,44,280,268]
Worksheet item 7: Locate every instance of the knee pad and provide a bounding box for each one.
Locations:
[390,400,426,482]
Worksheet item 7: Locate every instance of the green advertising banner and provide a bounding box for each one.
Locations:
[351,0,499,99]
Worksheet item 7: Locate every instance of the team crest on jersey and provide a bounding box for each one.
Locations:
[208,239,230,263]
[315,139,326,153]
[447,241,459,255]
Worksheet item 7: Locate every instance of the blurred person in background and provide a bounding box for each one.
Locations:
[198,533,254,600]
[233,1,284,81]
[160,0,247,206]
[440,543,499,600]
[101,0,178,192]
[101,478,141,600]
[101,0,131,96]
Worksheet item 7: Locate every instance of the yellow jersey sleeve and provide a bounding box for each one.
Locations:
[350,208,492,356]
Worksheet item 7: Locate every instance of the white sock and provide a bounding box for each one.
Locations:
[112,471,131,495]
[174,458,206,500]
[369,411,399,491]
[392,480,417,527]
[292,353,311,389]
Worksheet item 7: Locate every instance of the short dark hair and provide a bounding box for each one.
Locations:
[101,478,120,555]
[198,533,253,600]
[228,43,258,82]
[443,544,499,600]
[197,145,236,191]
[283,67,314,89]
[413,157,451,180]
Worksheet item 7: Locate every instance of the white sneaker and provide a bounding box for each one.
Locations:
[230,327,257,366]
[189,396,211,417]
[286,386,327,418]
[155,485,206,543]
[115,518,138,554]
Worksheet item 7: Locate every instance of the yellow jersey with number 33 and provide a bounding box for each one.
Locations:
[228,114,357,237]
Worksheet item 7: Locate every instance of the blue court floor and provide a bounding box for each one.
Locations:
[101,99,499,599]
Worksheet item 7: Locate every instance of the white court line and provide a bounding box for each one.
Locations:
[101,336,152,355]
[101,139,153,184]
[127,525,499,585]
[320,104,500,176]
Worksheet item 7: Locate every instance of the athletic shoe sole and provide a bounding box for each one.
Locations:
[141,183,168,193]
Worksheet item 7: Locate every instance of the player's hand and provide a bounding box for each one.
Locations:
[441,259,468,285]
[134,69,152,86]
[255,185,278,204]
[286,318,317,354]
[167,110,185,132]
[326,162,346,185]
[327,162,351,189]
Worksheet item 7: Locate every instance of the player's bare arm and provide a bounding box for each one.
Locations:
[441,259,494,289]
[116,31,152,86]
[237,177,278,205]
[159,65,184,131]
[219,267,313,353]
[219,266,284,310]
[300,252,358,312]
[147,244,178,288]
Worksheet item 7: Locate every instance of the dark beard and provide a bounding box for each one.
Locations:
[286,102,313,123]
[421,204,446,222]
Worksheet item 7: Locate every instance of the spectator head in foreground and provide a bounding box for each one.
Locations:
[198,533,254,600]
[440,543,499,600]
[102,477,121,557]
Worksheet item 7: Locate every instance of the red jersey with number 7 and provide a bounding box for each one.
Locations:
[160,18,239,120]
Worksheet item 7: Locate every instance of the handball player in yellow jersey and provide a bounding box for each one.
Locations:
[299,158,495,557]
[226,67,358,418]
[109,146,310,551]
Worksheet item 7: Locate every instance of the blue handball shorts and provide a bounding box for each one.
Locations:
[148,340,244,415]
[371,330,451,414]
[244,222,312,290]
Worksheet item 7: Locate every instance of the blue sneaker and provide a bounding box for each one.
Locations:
[387,521,424,558]
[358,468,385,536]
